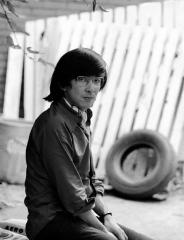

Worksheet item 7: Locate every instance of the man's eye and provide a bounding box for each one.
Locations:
[94,79,100,83]
[77,76,86,82]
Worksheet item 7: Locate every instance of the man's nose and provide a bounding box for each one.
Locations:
[85,80,98,92]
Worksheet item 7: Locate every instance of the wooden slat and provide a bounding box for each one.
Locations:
[126,5,138,26]
[91,22,108,54]
[90,22,108,130]
[170,83,184,153]
[24,21,35,121]
[81,21,96,48]
[41,17,66,111]
[133,28,168,130]
[93,26,131,174]
[102,8,113,22]
[113,26,143,139]
[96,26,143,176]
[91,10,102,23]
[55,16,75,60]
[138,2,161,27]
[119,27,154,136]
[34,19,46,119]
[79,12,90,22]
[114,7,125,23]
[175,0,184,29]
[146,29,180,130]
[91,24,119,167]
[163,0,175,28]
[159,37,184,138]
[69,20,84,50]
[3,33,24,119]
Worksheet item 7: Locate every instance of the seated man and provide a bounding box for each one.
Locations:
[25,48,155,240]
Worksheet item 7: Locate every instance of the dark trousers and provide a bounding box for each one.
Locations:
[35,212,155,240]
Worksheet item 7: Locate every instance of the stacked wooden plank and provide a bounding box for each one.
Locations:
[3,1,184,178]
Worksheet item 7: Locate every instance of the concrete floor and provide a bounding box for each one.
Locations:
[0,183,184,240]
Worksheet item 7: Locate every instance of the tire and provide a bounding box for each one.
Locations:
[105,129,177,199]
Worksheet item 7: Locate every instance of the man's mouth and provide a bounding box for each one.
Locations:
[83,96,95,101]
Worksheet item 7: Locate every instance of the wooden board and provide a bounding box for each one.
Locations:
[33,19,46,119]
[119,27,154,136]
[81,21,96,49]
[55,17,75,61]
[41,17,66,111]
[3,33,24,119]
[69,20,84,50]
[159,37,184,138]
[91,24,120,167]
[126,5,138,26]
[133,28,168,130]
[94,26,131,174]
[96,26,144,176]
[24,21,35,121]
[170,84,184,153]
[146,29,180,130]
[114,7,125,23]
[90,22,108,130]
[138,2,161,27]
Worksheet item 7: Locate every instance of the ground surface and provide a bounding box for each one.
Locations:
[0,183,184,240]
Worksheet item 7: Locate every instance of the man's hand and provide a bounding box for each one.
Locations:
[104,215,128,240]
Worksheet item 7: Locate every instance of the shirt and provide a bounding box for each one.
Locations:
[24,98,104,240]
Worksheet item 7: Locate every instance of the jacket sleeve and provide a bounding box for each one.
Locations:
[90,154,104,196]
[41,125,95,215]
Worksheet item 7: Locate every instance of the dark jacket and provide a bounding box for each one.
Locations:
[24,99,104,240]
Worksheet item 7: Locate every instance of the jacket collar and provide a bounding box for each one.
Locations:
[51,98,93,129]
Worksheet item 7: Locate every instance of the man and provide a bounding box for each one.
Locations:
[25,48,155,240]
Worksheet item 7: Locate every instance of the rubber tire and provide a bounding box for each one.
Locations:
[105,129,177,199]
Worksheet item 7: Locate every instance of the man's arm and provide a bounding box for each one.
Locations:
[93,194,128,240]
[77,209,117,239]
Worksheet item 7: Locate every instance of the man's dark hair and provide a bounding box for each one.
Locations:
[44,47,107,102]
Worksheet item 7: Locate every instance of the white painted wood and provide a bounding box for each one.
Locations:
[91,24,119,165]
[159,36,184,137]
[170,85,184,153]
[24,21,35,121]
[94,26,131,172]
[101,24,119,68]
[133,28,168,129]
[138,3,150,26]
[113,26,143,139]
[175,0,184,29]
[68,13,79,22]
[138,2,161,27]
[126,5,138,26]
[42,17,67,111]
[33,19,46,119]
[146,29,180,130]
[92,22,108,54]
[114,7,125,23]
[79,12,90,22]
[3,33,24,119]
[81,21,96,48]
[102,8,113,23]
[96,26,143,175]
[119,27,155,136]
[56,17,75,61]
[69,20,84,50]
[47,17,67,65]
[163,0,175,28]
[91,10,102,23]
[90,23,108,130]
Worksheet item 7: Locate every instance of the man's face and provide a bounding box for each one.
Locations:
[64,75,104,111]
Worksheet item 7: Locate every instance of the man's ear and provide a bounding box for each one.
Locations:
[60,87,66,92]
